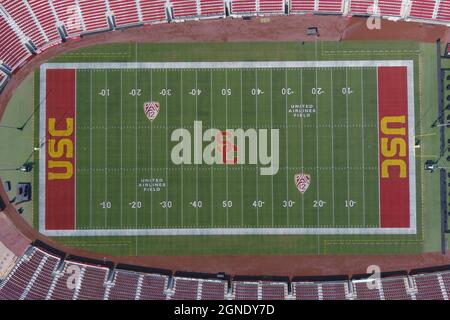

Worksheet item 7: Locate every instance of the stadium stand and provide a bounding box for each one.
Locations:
[1,245,450,299]
[51,0,85,37]
[200,279,228,300]
[290,0,315,13]
[1,0,47,48]
[3,0,450,301]
[171,277,200,299]
[378,0,403,16]
[171,0,199,19]
[316,0,344,13]
[261,281,288,300]
[259,0,286,13]
[293,282,319,300]
[231,0,258,14]
[107,270,140,300]
[352,280,382,300]
[139,0,167,23]
[0,15,30,69]
[138,273,168,300]
[109,0,141,27]
[380,276,412,300]
[77,0,110,32]
[436,0,450,22]
[408,0,437,20]
[413,273,447,300]
[233,281,259,300]
[27,0,61,46]
[199,0,225,16]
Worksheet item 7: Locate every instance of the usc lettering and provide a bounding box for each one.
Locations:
[47,118,74,180]
[380,115,407,179]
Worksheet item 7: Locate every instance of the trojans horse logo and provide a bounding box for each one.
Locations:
[294,173,311,194]
[144,101,160,122]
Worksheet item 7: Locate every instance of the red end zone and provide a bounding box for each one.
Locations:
[378,67,410,228]
[45,69,76,230]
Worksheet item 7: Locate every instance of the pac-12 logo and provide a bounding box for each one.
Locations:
[380,115,407,179]
[47,118,74,180]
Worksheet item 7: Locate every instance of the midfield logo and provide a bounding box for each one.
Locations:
[171,121,279,176]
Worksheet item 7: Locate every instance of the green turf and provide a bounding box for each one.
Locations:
[30,40,445,256]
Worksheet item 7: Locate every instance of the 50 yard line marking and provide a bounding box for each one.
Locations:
[150,70,153,227]
[300,69,304,226]
[195,69,199,227]
[241,69,244,226]
[226,69,229,227]
[165,69,168,227]
[210,70,214,227]
[181,70,184,227]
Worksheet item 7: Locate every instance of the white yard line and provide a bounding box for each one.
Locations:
[331,70,335,227]
[241,69,244,226]
[315,65,320,227]
[345,68,350,227]
[120,71,123,227]
[300,69,304,226]
[150,70,153,227]
[270,69,274,227]
[89,70,93,228]
[226,69,229,227]
[285,69,289,226]
[361,69,366,226]
[135,70,138,228]
[255,70,259,226]
[210,70,214,227]
[195,70,199,227]
[181,70,184,227]
[165,70,169,227]
[105,70,108,227]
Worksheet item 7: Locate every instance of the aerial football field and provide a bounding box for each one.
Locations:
[32,42,439,256]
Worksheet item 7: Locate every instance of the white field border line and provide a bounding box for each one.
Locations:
[39,61,416,236]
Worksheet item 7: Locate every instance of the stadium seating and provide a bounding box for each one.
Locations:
[107,270,140,300]
[378,0,403,16]
[408,0,437,20]
[352,280,381,300]
[293,282,319,300]
[436,0,450,22]
[413,273,446,300]
[317,0,344,13]
[199,0,225,16]
[261,282,287,300]
[0,15,31,69]
[1,0,47,48]
[2,246,450,300]
[290,0,315,12]
[27,0,62,47]
[139,0,167,23]
[348,0,375,15]
[259,0,286,13]
[108,0,141,27]
[200,280,227,300]
[381,276,412,300]
[51,0,85,36]
[138,273,168,300]
[231,0,257,14]
[171,0,199,19]
[78,0,110,32]
[233,281,259,299]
